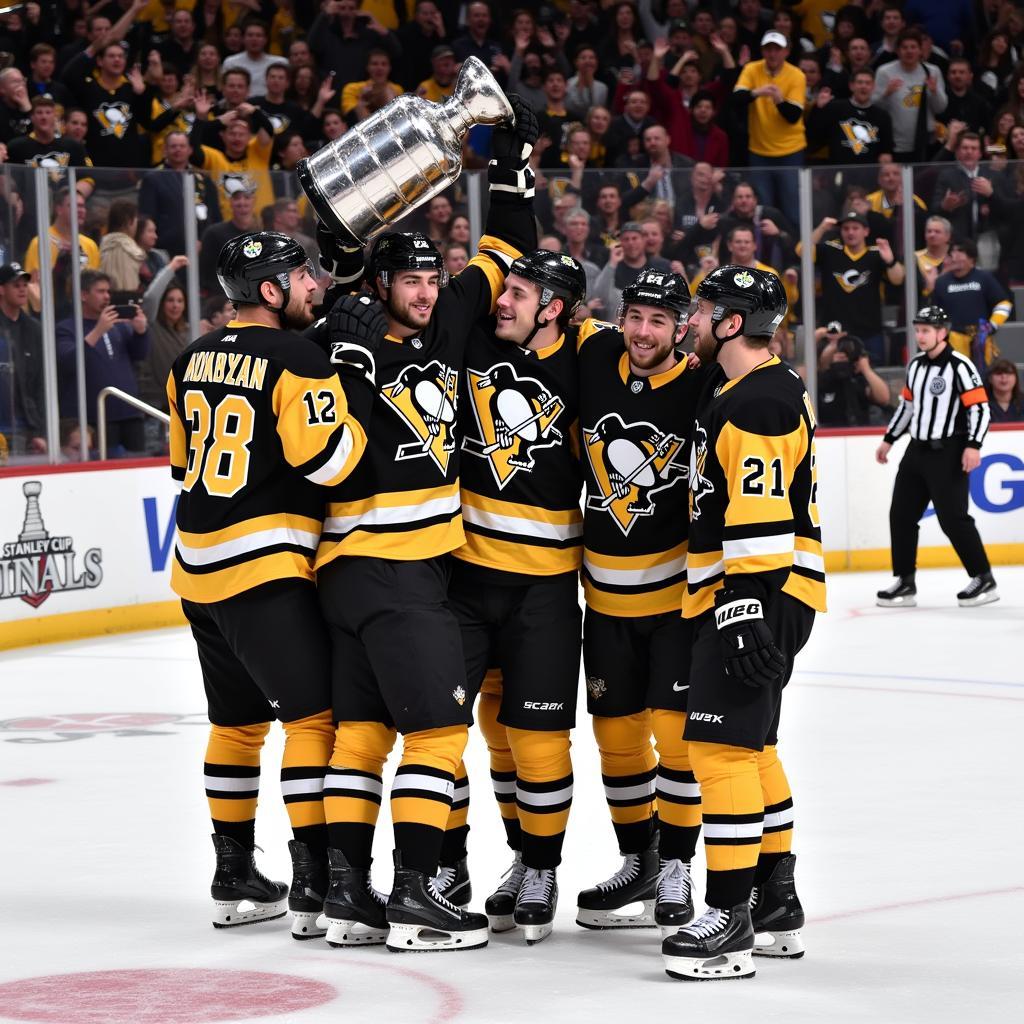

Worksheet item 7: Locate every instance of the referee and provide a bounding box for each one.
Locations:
[875,305,997,608]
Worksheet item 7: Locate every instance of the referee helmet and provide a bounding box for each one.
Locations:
[912,305,952,332]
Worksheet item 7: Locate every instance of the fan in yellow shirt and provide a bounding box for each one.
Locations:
[340,50,404,120]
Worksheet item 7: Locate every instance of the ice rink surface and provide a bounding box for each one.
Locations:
[1,567,1022,1024]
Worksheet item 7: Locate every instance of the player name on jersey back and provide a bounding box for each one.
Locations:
[168,322,366,604]
[578,324,704,617]
[454,323,584,577]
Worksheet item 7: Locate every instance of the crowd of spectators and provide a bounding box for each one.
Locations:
[3,0,1024,461]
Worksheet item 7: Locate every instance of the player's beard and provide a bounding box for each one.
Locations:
[692,325,717,366]
[388,294,435,332]
[626,330,674,373]
[279,291,315,330]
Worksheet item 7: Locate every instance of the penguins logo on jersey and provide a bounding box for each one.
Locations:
[220,172,258,198]
[583,413,686,535]
[29,151,72,184]
[833,267,872,293]
[688,424,715,521]
[93,101,132,138]
[463,362,565,488]
[839,118,879,156]
[381,360,459,473]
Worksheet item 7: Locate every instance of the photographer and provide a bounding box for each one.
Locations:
[817,324,892,426]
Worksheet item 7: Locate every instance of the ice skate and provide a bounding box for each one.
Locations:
[514,867,557,945]
[287,840,328,939]
[876,576,917,607]
[576,834,659,929]
[957,572,999,607]
[662,903,756,981]
[655,858,694,937]
[484,852,527,932]
[323,848,389,947]
[209,834,288,929]
[432,855,472,907]
[749,854,805,959]
[386,852,489,952]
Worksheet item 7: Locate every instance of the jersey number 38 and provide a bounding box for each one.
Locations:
[182,391,255,498]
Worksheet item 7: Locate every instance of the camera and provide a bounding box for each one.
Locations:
[836,335,865,362]
[114,304,139,319]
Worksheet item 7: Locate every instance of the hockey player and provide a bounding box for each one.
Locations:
[446,250,589,944]
[575,269,705,935]
[166,232,380,936]
[662,266,826,981]
[311,95,540,953]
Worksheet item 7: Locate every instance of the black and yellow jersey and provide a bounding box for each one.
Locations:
[314,236,522,570]
[454,320,584,578]
[684,356,827,618]
[578,323,704,617]
[167,321,368,604]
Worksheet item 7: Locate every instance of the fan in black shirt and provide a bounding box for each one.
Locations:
[806,70,895,166]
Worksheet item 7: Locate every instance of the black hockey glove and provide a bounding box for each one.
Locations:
[491,92,539,166]
[713,591,786,689]
[317,220,365,288]
[328,293,387,385]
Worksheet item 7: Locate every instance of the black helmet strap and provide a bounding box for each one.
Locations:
[711,305,746,356]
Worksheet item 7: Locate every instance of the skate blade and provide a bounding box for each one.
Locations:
[325,917,388,947]
[876,596,916,608]
[576,899,656,929]
[386,922,489,952]
[520,921,553,945]
[211,897,287,929]
[663,949,755,981]
[958,591,999,607]
[487,913,517,933]
[754,928,805,959]
[290,909,327,940]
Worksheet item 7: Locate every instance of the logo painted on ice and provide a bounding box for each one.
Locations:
[0,712,209,744]
[1,482,103,608]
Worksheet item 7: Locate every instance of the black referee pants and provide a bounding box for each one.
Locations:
[889,440,990,578]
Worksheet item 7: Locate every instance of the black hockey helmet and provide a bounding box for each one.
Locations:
[912,305,951,331]
[368,231,450,289]
[694,264,787,342]
[508,249,587,318]
[217,231,312,311]
[619,268,691,325]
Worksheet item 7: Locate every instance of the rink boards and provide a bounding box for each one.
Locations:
[1,427,1022,649]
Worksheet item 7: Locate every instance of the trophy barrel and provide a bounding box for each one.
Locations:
[298,57,513,243]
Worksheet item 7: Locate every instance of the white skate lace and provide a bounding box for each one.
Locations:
[434,865,457,894]
[427,876,462,913]
[962,576,985,595]
[596,853,641,891]
[656,859,691,904]
[494,855,527,898]
[748,886,760,912]
[516,867,555,906]
[681,907,729,939]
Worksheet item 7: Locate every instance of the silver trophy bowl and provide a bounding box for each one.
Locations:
[297,56,514,243]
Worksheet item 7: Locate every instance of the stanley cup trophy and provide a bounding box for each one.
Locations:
[297,57,513,243]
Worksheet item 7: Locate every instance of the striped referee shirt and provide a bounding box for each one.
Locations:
[884,344,990,448]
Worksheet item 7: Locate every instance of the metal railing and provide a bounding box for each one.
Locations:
[97,388,169,461]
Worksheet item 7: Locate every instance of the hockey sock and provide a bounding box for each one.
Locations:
[755,744,794,883]
[281,709,334,856]
[651,709,702,862]
[324,720,396,870]
[507,728,573,869]
[204,722,270,849]
[592,712,657,854]
[439,760,470,866]
[392,725,469,876]
[478,675,522,851]
[689,741,763,908]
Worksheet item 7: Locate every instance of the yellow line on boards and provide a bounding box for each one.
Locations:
[0,601,186,652]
